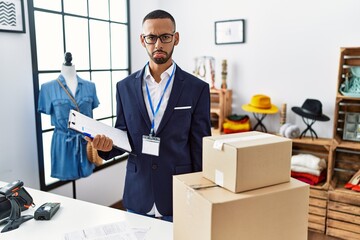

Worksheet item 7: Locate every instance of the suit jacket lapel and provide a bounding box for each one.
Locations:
[156,65,185,135]
[134,68,152,131]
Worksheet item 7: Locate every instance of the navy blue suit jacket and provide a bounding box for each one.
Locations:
[99,64,211,216]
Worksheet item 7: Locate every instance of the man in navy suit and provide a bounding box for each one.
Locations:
[89,9,211,221]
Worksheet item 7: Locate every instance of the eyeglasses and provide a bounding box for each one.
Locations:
[142,33,175,44]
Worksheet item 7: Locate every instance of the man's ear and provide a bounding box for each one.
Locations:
[174,32,179,46]
[140,34,146,47]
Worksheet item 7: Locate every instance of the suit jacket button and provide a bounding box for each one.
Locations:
[152,164,158,170]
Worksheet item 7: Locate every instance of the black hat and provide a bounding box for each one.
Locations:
[292,99,330,122]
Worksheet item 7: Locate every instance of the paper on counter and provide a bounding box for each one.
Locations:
[64,221,149,240]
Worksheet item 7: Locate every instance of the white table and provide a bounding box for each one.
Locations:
[0,181,173,240]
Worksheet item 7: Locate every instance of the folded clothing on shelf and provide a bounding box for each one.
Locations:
[223,114,251,134]
[290,154,327,185]
[291,170,326,186]
[291,154,327,171]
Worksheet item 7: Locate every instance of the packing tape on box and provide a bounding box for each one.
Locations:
[215,169,224,187]
[215,170,224,186]
[189,183,218,190]
[186,183,218,207]
[212,134,273,150]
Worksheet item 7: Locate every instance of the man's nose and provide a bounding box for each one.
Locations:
[154,39,163,49]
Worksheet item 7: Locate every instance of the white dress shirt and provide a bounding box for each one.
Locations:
[142,62,175,217]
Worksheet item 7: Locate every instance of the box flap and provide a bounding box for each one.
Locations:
[175,172,308,204]
[205,131,290,150]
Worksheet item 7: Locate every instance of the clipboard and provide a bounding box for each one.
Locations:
[68,110,132,153]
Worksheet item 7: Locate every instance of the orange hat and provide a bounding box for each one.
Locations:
[242,94,278,114]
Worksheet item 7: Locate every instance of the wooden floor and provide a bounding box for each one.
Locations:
[308,231,341,240]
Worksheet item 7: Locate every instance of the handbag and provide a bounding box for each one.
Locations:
[339,66,360,97]
[56,79,103,166]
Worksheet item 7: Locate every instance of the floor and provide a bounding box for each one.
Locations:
[308,231,341,240]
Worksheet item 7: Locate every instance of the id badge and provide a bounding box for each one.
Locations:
[142,135,160,156]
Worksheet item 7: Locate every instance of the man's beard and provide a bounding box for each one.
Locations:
[148,47,174,64]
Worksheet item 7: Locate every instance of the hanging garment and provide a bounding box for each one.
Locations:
[38,75,100,180]
[340,66,360,97]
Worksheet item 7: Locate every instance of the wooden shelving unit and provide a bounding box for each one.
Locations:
[210,89,232,134]
[290,48,360,237]
[291,137,332,233]
[326,47,360,239]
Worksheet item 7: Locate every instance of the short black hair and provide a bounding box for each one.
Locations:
[142,9,176,31]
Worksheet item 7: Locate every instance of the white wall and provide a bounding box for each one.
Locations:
[153,0,360,136]
[0,0,157,206]
[0,1,39,188]
[1,0,359,205]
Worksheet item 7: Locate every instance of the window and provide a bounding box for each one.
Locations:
[28,0,130,191]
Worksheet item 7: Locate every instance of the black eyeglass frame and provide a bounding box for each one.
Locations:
[142,33,176,44]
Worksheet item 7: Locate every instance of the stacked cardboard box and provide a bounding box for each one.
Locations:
[202,131,292,193]
[173,131,310,240]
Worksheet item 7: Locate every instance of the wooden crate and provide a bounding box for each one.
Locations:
[325,47,360,239]
[327,189,360,239]
[326,147,360,239]
[210,89,232,132]
[292,137,332,189]
[330,148,360,188]
[308,188,328,233]
[332,47,360,151]
[333,100,360,151]
[291,137,332,233]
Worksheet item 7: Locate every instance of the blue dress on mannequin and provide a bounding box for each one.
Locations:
[38,75,99,180]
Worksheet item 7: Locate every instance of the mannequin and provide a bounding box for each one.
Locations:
[37,53,100,181]
[61,52,78,96]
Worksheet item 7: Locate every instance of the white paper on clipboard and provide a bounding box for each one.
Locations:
[68,109,132,153]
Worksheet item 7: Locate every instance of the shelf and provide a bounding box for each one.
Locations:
[210,89,232,132]
[292,137,332,147]
[333,135,360,151]
[291,137,331,191]
[291,137,332,158]
[210,107,221,115]
[336,93,360,101]
[332,185,360,197]
[310,184,329,190]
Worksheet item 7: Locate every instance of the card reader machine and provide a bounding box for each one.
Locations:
[34,202,60,220]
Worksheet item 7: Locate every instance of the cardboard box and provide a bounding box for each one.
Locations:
[203,131,292,193]
[173,172,309,240]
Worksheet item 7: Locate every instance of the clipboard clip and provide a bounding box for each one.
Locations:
[83,132,94,139]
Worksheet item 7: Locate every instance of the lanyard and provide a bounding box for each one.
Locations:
[145,63,176,136]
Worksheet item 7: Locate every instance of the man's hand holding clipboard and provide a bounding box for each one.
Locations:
[68,110,133,154]
[84,134,113,152]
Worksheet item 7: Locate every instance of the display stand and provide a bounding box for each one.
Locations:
[252,113,268,132]
[299,117,318,140]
